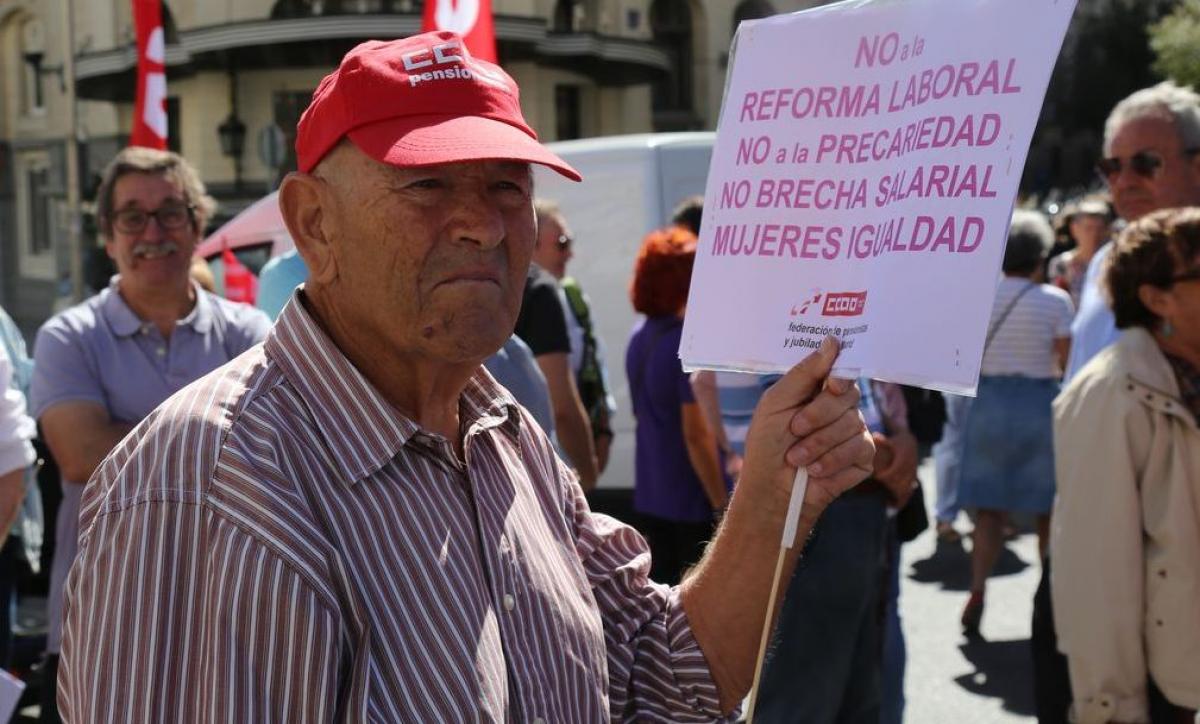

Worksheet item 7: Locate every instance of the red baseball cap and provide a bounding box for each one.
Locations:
[295,31,581,181]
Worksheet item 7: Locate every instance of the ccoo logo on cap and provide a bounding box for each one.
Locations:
[295,31,580,181]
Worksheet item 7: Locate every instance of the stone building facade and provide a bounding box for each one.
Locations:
[0,0,830,330]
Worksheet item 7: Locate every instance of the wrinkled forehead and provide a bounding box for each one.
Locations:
[1106,110,1182,155]
[112,171,186,209]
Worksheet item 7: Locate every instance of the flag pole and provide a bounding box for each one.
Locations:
[61,0,83,303]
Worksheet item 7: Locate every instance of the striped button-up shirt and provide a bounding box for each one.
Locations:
[60,294,726,723]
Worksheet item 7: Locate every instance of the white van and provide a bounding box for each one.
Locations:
[534,132,715,502]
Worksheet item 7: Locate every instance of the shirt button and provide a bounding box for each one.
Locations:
[503,593,515,612]
[156,347,166,356]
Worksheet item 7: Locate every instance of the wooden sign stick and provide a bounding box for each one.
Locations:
[744,466,809,722]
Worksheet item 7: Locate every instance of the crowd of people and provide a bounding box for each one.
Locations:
[0,29,1196,724]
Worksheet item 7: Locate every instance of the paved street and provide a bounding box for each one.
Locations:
[900,458,1042,724]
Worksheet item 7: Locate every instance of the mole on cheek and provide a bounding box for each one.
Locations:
[422,326,435,339]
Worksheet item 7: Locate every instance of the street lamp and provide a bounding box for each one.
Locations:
[217,68,245,191]
[218,113,245,160]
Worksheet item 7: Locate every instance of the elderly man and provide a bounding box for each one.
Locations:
[1065,81,1200,381]
[1036,80,1200,724]
[59,32,872,721]
[31,147,270,722]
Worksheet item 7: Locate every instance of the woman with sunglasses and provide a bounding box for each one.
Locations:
[1051,207,1200,724]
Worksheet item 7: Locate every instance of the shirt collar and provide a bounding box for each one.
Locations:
[265,292,520,485]
[462,366,523,444]
[179,285,214,333]
[100,276,213,336]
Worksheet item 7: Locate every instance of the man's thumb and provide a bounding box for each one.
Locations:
[768,335,839,406]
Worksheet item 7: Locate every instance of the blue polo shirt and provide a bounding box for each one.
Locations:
[30,277,270,653]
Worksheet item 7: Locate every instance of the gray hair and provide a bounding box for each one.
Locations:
[1003,209,1054,274]
[1104,81,1200,154]
[95,147,217,239]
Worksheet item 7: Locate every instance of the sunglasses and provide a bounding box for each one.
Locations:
[1096,148,1200,183]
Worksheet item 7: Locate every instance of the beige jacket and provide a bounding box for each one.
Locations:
[1051,328,1200,723]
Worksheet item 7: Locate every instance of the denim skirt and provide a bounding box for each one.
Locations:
[957,375,1059,514]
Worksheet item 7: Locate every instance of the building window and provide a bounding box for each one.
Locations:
[16,152,56,280]
[162,3,181,44]
[270,0,404,16]
[553,0,577,31]
[555,85,582,141]
[732,0,775,33]
[273,90,314,177]
[650,0,694,130]
[271,0,323,16]
[166,97,181,153]
[20,18,47,116]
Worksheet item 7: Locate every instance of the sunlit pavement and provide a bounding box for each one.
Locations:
[899,457,1042,724]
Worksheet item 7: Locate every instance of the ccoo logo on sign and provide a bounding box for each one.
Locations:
[822,291,868,316]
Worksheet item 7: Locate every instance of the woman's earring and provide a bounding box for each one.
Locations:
[1162,319,1175,338]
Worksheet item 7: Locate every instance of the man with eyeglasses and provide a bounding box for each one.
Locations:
[1065,81,1200,382]
[513,201,601,490]
[28,146,269,721]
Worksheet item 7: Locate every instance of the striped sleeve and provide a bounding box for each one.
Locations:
[60,499,343,723]
[568,480,729,722]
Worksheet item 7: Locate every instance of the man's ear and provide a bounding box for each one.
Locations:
[279,172,337,285]
[1137,282,1171,320]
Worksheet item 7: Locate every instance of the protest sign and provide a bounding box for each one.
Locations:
[679,0,1077,394]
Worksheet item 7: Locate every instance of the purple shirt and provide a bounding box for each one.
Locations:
[626,315,712,523]
[30,278,270,652]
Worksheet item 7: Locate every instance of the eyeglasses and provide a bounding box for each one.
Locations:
[555,233,573,251]
[111,203,194,234]
[1096,148,1200,183]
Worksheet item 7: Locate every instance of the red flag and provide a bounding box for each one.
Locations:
[222,243,258,305]
[131,0,167,149]
[422,0,496,63]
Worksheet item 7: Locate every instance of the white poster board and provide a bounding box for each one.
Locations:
[680,0,1077,394]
